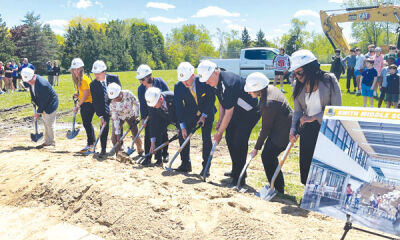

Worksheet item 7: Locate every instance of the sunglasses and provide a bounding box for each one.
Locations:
[294,71,305,77]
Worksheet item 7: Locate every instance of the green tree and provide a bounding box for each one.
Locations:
[105,20,133,71]
[305,32,335,64]
[281,18,308,55]
[255,29,267,47]
[241,27,251,48]
[61,24,86,71]
[0,14,16,62]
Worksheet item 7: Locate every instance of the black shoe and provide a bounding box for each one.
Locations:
[141,158,151,166]
[155,158,163,165]
[224,171,232,177]
[162,155,169,163]
[200,168,210,177]
[230,177,245,188]
[99,149,107,157]
[175,163,192,172]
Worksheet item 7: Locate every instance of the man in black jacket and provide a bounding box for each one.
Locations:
[145,87,180,166]
[90,60,121,156]
[174,62,216,173]
[330,49,345,81]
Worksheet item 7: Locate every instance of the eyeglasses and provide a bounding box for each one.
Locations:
[294,71,305,77]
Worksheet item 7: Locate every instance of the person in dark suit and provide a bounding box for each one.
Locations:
[21,67,59,148]
[136,64,170,164]
[145,87,180,166]
[90,60,121,156]
[174,62,216,173]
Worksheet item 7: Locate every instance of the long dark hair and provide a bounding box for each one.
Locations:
[292,60,326,100]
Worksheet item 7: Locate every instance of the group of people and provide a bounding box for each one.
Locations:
[0,58,35,94]
[330,44,400,108]
[46,60,61,86]
[21,48,342,192]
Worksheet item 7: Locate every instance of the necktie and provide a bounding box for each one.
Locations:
[189,85,201,116]
[102,81,109,114]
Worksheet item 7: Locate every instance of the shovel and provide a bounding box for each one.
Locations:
[108,119,139,156]
[165,123,202,171]
[30,103,43,142]
[126,116,149,156]
[83,124,106,156]
[258,141,295,201]
[66,97,80,139]
[202,140,218,182]
[136,133,179,164]
[235,153,257,192]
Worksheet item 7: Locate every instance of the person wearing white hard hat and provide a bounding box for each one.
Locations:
[70,58,95,153]
[22,67,59,149]
[144,87,178,166]
[245,72,292,194]
[198,60,260,187]
[137,64,170,165]
[108,83,143,158]
[90,60,121,157]
[289,49,342,185]
[174,62,216,173]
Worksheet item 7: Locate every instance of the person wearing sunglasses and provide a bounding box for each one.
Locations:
[365,44,376,60]
[289,49,342,185]
[136,64,170,165]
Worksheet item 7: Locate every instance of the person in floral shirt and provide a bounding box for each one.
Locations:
[108,83,143,157]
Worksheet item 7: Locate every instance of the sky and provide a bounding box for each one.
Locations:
[1,0,354,47]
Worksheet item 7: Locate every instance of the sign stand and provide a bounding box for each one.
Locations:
[340,214,399,240]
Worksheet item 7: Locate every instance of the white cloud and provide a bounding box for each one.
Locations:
[146,2,175,10]
[308,21,316,26]
[227,24,244,31]
[43,19,68,35]
[329,0,344,3]
[281,23,290,27]
[149,16,186,23]
[76,0,92,9]
[193,6,240,18]
[294,9,319,18]
[223,19,231,24]
[94,1,103,8]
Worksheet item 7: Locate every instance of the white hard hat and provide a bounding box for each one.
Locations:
[289,49,317,71]
[136,64,152,80]
[145,87,161,107]
[375,47,382,52]
[91,60,107,74]
[197,60,217,82]
[21,67,34,82]
[107,82,121,100]
[244,72,270,92]
[177,62,194,82]
[69,58,84,70]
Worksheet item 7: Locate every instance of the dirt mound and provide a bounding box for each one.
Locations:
[0,107,391,239]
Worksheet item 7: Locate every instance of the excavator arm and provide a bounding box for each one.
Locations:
[320,5,400,55]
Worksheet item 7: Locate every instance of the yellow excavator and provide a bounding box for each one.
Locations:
[320,5,400,55]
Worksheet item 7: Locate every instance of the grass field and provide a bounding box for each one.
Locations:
[0,65,376,202]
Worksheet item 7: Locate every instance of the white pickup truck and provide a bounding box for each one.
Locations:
[208,47,280,79]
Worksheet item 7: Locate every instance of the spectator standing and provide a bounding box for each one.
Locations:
[273,47,290,92]
[365,44,376,59]
[373,47,384,97]
[47,61,54,86]
[53,61,60,86]
[378,57,395,108]
[342,49,357,93]
[330,49,345,82]
[10,59,18,91]
[360,59,378,107]
[4,62,13,92]
[354,48,365,95]
[385,64,399,108]
[384,45,398,63]
[0,61,4,94]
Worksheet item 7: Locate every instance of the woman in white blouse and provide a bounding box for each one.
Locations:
[107,83,143,157]
[289,50,342,185]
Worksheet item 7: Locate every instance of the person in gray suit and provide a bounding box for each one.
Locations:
[289,49,342,185]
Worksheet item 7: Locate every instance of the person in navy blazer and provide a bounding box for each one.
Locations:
[145,88,179,166]
[90,60,121,156]
[174,62,216,174]
[21,67,58,148]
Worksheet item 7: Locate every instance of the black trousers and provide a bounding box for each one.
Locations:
[346,67,356,91]
[12,76,17,89]
[178,116,213,167]
[261,139,287,194]
[144,122,168,161]
[378,87,386,108]
[299,120,320,185]
[333,71,341,82]
[226,108,261,181]
[80,102,95,146]
[100,115,110,151]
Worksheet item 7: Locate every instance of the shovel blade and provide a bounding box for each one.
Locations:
[66,128,80,139]
[257,185,277,201]
[125,147,135,156]
[31,132,43,142]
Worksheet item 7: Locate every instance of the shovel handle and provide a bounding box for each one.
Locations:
[270,142,295,190]
[130,116,148,148]
[236,153,255,189]
[167,126,198,170]
[202,141,217,181]
[93,124,106,153]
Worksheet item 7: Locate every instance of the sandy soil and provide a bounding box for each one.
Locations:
[0,106,394,239]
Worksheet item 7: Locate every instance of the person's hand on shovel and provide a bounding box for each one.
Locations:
[100,117,107,127]
[34,113,40,120]
[214,131,223,145]
[197,116,206,127]
[150,141,156,153]
[141,119,147,128]
[73,104,80,113]
[250,149,258,158]
[181,128,187,140]
[289,129,299,144]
